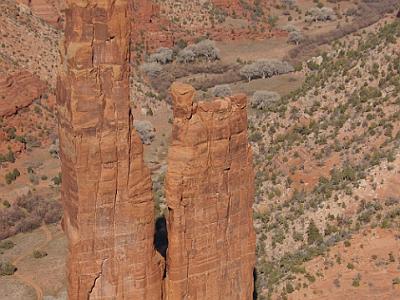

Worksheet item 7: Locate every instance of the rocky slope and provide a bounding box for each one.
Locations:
[16,0,65,28]
[0,0,60,86]
[250,17,400,299]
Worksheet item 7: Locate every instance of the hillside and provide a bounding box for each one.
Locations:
[251,18,400,299]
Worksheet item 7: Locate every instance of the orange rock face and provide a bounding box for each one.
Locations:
[57,1,162,299]
[0,71,45,117]
[164,82,256,299]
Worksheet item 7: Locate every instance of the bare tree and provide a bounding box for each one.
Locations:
[148,47,173,64]
[251,91,281,110]
[212,84,232,97]
[140,62,163,78]
[288,30,304,45]
[177,48,196,64]
[240,64,259,82]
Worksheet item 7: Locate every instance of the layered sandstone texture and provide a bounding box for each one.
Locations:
[165,83,256,299]
[57,1,162,299]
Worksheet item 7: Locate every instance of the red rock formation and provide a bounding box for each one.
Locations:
[57,1,162,299]
[0,71,45,117]
[165,82,256,299]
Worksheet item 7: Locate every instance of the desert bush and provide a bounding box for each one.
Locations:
[5,168,20,184]
[306,7,337,22]
[49,139,59,159]
[32,250,47,259]
[0,240,14,250]
[251,91,281,110]
[133,120,155,145]
[211,84,232,97]
[16,216,41,233]
[288,30,304,45]
[16,194,62,225]
[307,220,322,245]
[281,0,296,9]
[0,149,15,164]
[148,47,173,65]
[0,261,16,276]
[52,173,62,185]
[140,62,163,78]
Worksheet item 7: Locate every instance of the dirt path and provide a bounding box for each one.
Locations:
[12,225,53,300]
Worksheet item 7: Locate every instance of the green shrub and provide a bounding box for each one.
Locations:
[5,168,20,184]
[307,220,322,245]
[0,240,14,250]
[0,261,16,276]
[32,250,47,259]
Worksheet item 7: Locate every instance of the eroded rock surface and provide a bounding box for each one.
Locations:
[165,82,256,299]
[0,71,45,117]
[17,0,65,28]
[57,1,162,299]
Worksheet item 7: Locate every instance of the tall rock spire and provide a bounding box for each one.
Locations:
[164,82,256,299]
[57,1,163,298]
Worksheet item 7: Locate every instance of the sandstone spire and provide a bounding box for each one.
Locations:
[164,82,256,299]
[57,1,162,299]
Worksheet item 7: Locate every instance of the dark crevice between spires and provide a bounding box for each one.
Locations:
[154,215,168,278]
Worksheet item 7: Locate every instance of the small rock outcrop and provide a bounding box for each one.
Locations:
[57,1,162,299]
[17,0,65,28]
[0,71,46,117]
[164,82,256,299]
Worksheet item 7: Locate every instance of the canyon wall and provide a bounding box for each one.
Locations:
[57,0,162,299]
[164,82,256,299]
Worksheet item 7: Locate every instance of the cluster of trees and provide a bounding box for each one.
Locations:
[240,59,294,82]
[0,193,62,240]
[306,7,337,22]
[141,40,221,78]
[178,39,221,63]
[148,47,174,65]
